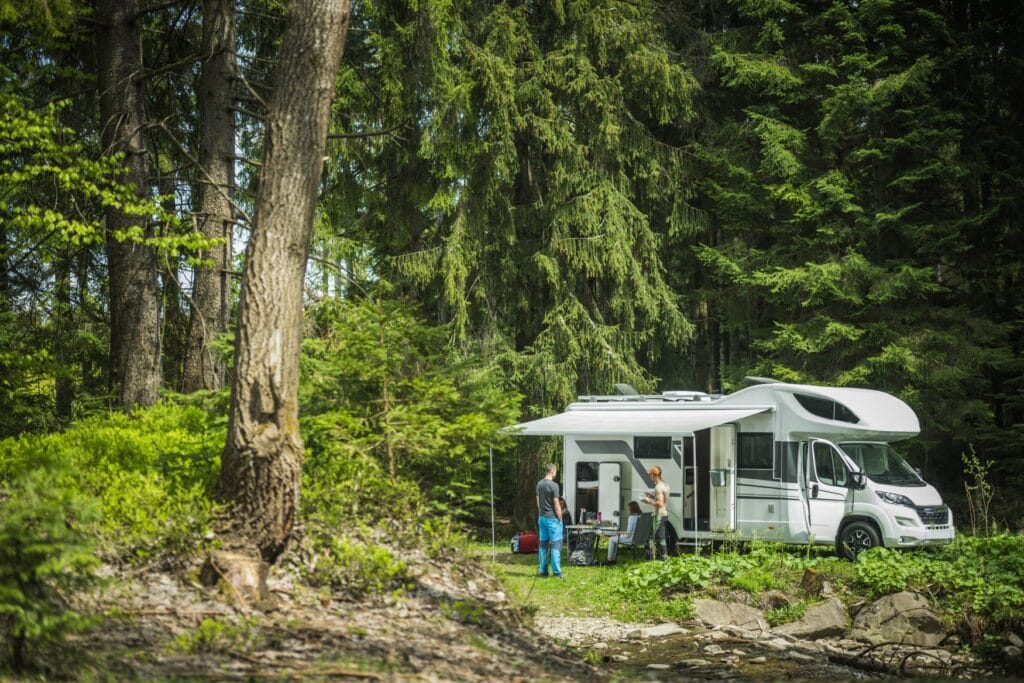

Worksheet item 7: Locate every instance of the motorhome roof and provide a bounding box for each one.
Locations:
[505,381,919,440]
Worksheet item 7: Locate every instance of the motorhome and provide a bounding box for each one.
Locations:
[509,380,955,558]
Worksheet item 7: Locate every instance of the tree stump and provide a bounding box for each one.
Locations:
[200,550,269,605]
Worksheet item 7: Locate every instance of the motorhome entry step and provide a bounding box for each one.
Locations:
[676,539,714,552]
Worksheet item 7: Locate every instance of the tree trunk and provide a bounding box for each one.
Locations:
[55,250,74,424]
[218,0,351,561]
[96,0,162,409]
[160,184,188,389]
[183,0,236,392]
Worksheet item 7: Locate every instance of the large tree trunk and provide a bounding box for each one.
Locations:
[183,0,236,392]
[218,0,351,561]
[96,0,162,409]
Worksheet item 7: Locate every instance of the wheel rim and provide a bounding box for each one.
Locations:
[845,528,874,555]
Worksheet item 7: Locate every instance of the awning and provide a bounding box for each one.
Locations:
[505,406,772,437]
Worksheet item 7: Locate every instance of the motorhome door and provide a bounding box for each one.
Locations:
[801,439,849,543]
[598,463,621,525]
[709,424,737,531]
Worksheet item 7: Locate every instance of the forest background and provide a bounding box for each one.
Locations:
[1,0,1022,537]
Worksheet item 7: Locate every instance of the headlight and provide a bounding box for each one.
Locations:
[878,491,915,507]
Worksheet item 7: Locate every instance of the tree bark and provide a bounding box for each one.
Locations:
[96,0,162,409]
[183,0,236,392]
[218,0,351,561]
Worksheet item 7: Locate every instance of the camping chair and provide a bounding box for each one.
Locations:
[617,512,654,561]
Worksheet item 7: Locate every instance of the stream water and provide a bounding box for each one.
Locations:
[600,632,876,680]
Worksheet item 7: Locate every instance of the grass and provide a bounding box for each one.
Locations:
[470,542,690,623]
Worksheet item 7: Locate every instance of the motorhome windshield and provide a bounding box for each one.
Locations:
[840,442,925,487]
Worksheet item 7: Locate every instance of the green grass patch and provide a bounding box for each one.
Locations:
[470,542,690,623]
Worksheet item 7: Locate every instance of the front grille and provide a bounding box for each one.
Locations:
[916,505,949,526]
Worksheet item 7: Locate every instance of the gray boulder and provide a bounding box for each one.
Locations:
[693,599,769,634]
[849,591,947,647]
[773,598,849,639]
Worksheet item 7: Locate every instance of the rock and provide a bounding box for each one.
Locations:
[750,656,767,664]
[759,590,796,611]
[1002,645,1022,659]
[693,599,769,634]
[628,622,687,639]
[849,591,947,647]
[703,644,725,655]
[676,658,710,668]
[801,569,824,596]
[731,649,747,656]
[762,638,792,652]
[821,581,834,596]
[646,663,671,670]
[772,598,849,639]
[609,654,628,663]
[199,551,269,605]
[1008,632,1024,648]
[787,651,817,663]
[707,630,730,641]
[592,642,608,650]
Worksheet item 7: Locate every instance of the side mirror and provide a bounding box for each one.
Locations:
[848,471,867,490]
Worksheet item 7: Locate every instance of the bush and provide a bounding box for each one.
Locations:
[0,460,101,672]
[0,401,222,565]
[300,525,410,597]
[853,534,1024,639]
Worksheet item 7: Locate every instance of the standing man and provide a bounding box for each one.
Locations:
[641,465,670,560]
[536,463,564,579]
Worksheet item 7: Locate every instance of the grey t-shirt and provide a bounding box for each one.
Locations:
[536,478,560,518]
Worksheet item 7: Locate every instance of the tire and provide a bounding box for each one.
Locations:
[837,520,881,560]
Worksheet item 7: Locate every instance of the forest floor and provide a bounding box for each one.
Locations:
[49,549,600,682]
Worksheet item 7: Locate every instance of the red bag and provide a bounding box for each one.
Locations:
[513,531,538,553]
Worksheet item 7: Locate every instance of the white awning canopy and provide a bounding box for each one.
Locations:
[506,406,772,437]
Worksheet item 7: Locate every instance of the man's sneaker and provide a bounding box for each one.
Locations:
[552,573,565,580]
[537,573,550,578]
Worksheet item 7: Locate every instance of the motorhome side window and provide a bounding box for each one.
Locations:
[737,433,773,469]
[812,442,848,487]
[634,436,671,459]
[794,393,859,423]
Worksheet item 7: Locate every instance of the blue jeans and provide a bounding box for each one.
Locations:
[537,516,563,576]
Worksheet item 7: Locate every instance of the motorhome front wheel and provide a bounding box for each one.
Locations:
[838,520,881,560]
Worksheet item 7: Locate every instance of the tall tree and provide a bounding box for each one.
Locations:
[183,0,236,392]
[218,0,351,561]
[680,0,1024,489]
[95,0,162,408]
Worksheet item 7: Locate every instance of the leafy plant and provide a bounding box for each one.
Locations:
[962,446,995,536]
[300,528,410,597]
[173,616,263,654]
[0,460,101,672]
[766,601,807,626]
[0,401,221,565]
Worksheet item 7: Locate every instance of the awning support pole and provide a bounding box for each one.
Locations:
[692,436,699,556]
[489,446,496,562]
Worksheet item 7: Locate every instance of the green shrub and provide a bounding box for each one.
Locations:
[0,460,101,672]
[853,534,1024,638]
[300,526,410,596]
[0,401,221,565]
[173,616,262,654]
[766,601,807,626]
[729,567,780,595]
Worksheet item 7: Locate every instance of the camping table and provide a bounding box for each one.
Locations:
[564,525,620,564]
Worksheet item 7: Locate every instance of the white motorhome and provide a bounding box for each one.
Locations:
[509,380,954,558]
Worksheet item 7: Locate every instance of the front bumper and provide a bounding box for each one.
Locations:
[887,505,955,547]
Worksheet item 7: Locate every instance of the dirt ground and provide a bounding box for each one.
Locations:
[56,552,601,682]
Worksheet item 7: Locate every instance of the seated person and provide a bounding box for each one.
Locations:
[605,501,642,565]
[559,497,576,551]
[559,496,573,527]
